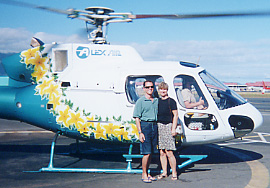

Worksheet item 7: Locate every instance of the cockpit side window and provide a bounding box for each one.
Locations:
[173,75,208,109]
[125,75,164,104]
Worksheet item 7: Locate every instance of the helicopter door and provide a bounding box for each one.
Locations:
[174,75,218,131]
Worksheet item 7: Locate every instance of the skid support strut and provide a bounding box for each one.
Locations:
[38,133,207,173]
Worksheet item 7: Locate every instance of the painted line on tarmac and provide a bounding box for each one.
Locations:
[218,132,270,146]
[258,133,267,142]
[244,133,270,139]
[245,161,269,188]
[218,139,270,146]
[242,138,270,144]
[209,144,269,188]
[217,140,265,146]
[0,130,53,134]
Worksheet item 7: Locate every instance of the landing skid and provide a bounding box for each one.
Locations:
[37,133,207,173]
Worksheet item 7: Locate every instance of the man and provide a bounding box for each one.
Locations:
[182,78,205,109]
[133,80,158,183]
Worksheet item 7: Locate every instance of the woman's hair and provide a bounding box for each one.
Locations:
[158,82,169,90]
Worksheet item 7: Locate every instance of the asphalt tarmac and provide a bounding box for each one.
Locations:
[0,98,270,188]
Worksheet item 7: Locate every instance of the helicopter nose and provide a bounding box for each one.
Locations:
[228,103,263,138]
[251,105,264,130]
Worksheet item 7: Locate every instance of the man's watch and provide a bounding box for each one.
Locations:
[138,131,142,134]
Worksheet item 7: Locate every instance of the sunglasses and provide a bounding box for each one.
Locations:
[144,86,154,89]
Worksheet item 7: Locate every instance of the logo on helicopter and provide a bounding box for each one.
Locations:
[76,46,90,59]
[76,46,122,59]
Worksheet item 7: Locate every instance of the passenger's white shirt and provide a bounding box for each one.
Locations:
[181,88,196,103]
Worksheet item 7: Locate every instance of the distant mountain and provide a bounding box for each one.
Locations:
[0,53,16,76]
[0,53,15,59]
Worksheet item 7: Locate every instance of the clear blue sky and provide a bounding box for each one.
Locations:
[1,0,270,83]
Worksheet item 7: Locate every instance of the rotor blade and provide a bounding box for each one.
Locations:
[132,11,270,20]
[0,0,71,15]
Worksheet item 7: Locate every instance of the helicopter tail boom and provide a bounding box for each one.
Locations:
[0,87,18,120]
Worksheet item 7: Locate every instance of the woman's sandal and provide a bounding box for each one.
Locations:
[141,177,152,183]
[171,176,178,181]
[157,174,168,180]
[148,176,157,181]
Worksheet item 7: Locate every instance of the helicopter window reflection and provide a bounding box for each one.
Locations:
[173,75,208,109]
[125,75,164,104]
[199,71,247,110]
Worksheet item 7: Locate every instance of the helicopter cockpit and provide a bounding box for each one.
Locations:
[125,66,250,133]
[125,71,246,109]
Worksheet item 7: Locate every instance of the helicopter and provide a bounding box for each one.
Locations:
[0,0,267,173]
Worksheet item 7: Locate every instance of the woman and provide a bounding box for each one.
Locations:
[157,82,178,180]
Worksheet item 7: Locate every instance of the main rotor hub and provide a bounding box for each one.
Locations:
[84,7,114,44]
[85,7,114,15]
[82,6,132,44]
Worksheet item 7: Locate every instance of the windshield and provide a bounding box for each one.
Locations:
[199,70,247,110]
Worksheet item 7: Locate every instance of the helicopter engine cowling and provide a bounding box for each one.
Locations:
[2,53,33,83]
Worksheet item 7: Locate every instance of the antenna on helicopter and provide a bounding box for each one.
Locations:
[197,56,201,67]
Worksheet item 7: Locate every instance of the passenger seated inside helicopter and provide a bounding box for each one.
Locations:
[174,75,208,125]
[181,77,208,110]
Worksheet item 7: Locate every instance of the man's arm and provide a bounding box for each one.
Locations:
[135,117,145,143]
[184,97,204,109]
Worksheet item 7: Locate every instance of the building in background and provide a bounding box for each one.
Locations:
[224,81,270,92]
